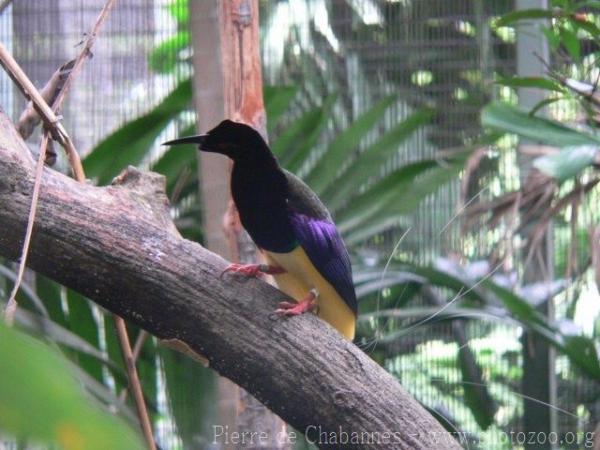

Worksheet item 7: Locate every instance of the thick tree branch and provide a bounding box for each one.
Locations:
[0,111,461,450]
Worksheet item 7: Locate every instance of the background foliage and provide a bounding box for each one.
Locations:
[1,0,600,449]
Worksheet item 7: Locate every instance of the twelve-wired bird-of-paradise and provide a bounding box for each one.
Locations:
[164,120,357,340]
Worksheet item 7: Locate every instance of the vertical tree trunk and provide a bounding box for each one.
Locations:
[515,2,556,449]
[190,1,289,448]
[190,2,238,450]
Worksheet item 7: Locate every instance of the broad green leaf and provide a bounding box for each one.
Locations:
[553,0,568,6]
[482,281,546,327]
[0,322,144,450]
[324,108,433,210]
[15,307,120,373]
[559,27,581,61]
[400,264,488,304]
[66,359,137,425]
[541,25,561,50]
[496,76,565,93]
[531,321,600,380]
[286,96,337,173]
[148,31,190,74]
[574,1,600,7]
[573,17,600,37]
[168,0,189,24]
[84,79,192,185]
[562,335,600,379]
[355,273,421,313]
[494,9,555,27]
[354,269,419,285]
[363,283,421,313]
[36,274,67,327]
[271,103,326,160]
[345,216,408,247]
[305,94,397,194]
[342,159,464,243]
[458,345,497,430]
[529,97,563,116]
[152,124,198,197]
[263,85,298,132]
[161,347,217,448]
[481,283,575,364]
[354,271,424,297]
[67,291,103,383]
[336,160,440,234]
[533,145,598,182]
[148,31,191,74]
[272,95,335,170]
[481,102,600,147]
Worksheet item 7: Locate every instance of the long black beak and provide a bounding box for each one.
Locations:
[162,134,207,147]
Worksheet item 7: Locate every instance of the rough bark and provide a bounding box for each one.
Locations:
[190,2,240,447]
[191,0,287,447]
[216,1,289,447]
[0,111,461,450]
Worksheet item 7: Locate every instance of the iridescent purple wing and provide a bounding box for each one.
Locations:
[284,170,357,314]
[288,212,357,314]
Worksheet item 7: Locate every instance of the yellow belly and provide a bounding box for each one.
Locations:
[263,248,355,340]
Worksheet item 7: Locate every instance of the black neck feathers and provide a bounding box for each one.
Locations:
[230,156,297,253]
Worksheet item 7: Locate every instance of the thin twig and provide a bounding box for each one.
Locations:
[0,43,84,180]
[555,75,600,109]
[3,131,50,325]
[118,329,148,404]
[524,178,600,269]
[17,59,75,141]
[534,50,600,109]
[114,316,156,450]
[566,182,582,279]
[503,190,521,269]
[51,0,116,112]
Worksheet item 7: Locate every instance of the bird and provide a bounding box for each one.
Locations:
[163,120,357,340]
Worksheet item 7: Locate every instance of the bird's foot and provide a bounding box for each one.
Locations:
[221,263,286,278]
[275,289,319,316]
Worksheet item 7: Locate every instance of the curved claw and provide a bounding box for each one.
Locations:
[274,289,319,316]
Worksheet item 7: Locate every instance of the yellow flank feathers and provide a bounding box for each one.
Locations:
[263,248,356,340]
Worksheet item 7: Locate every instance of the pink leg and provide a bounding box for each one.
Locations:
[275,289,318,316]
[220,263,286,278]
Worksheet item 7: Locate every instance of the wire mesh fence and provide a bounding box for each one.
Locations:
[0,0,598,449]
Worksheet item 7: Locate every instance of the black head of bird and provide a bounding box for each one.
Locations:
[163,119,291,251]
[163,119,271,162]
